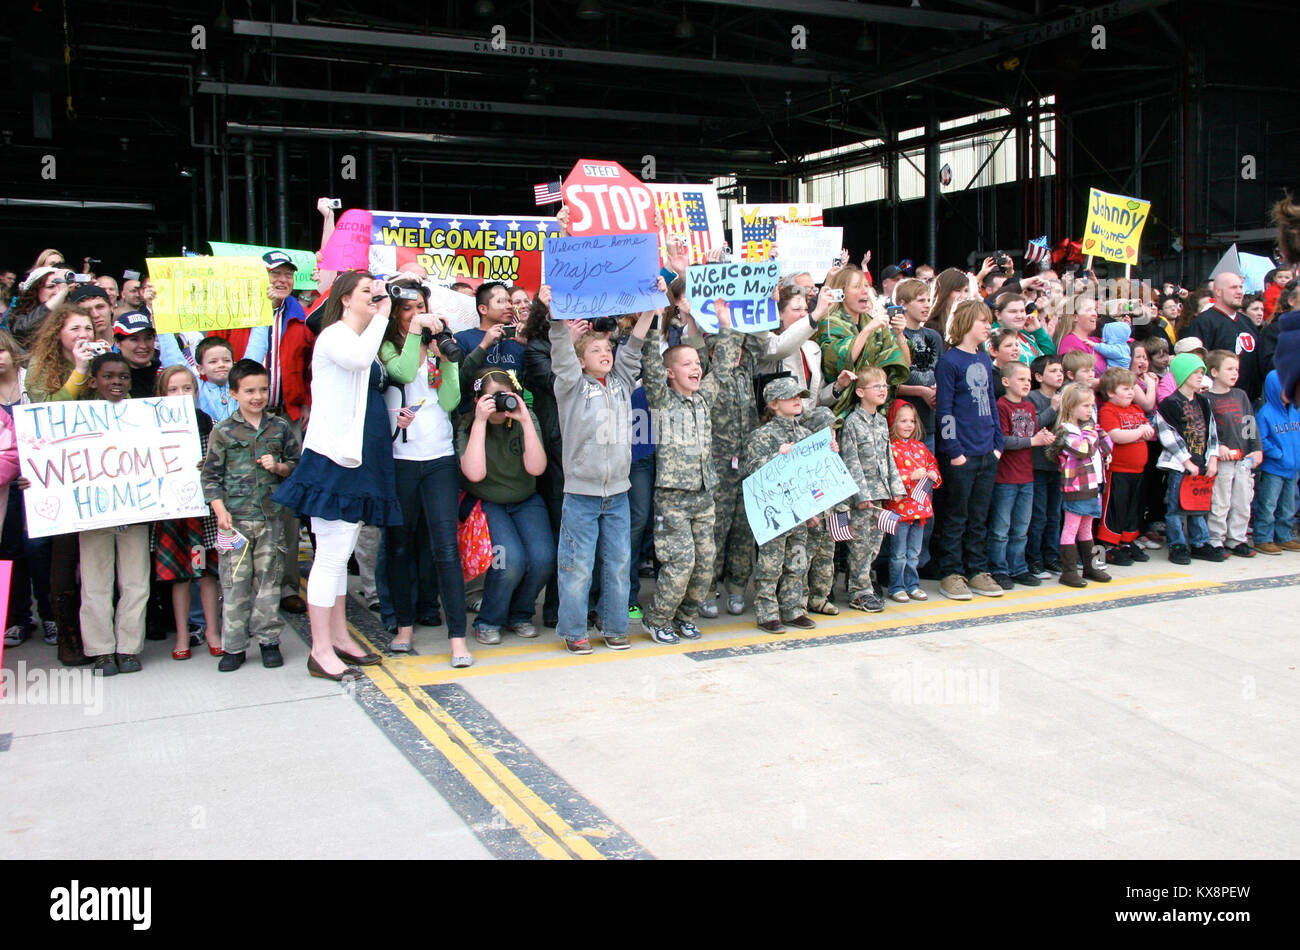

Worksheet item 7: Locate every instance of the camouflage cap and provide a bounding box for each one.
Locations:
[763,376,811,403]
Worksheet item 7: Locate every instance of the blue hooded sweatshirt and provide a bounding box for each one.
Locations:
[1095,321,1132,370]
[1257,370,1300,479]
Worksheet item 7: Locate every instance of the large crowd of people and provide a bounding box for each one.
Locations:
[2,193,1299,676]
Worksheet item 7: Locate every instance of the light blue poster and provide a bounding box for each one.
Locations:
[544,232,663,319]
[742,428,859,545]
[686,260,780,333]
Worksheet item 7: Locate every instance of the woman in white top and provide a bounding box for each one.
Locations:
[377,278,471,667]
[273,271,404,680]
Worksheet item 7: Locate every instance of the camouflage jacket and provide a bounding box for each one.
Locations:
[202,411,301,520]
[839,405,905,506]
[643,327,741,492]
[743,414,812,477]
[690,330,764,459]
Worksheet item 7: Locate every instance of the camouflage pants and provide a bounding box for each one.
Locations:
[647,488,716,626]
[846,506,886,599]
[220,517,286,654]
[753,524,808,624]
[711,461,754,595]
[805,516,835,606]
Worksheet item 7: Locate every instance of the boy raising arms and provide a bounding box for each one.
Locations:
[640,302,740,644]
[202,359,302,670]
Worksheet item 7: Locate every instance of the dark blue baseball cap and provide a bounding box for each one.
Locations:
[262,250,297,271]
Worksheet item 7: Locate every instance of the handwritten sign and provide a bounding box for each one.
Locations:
[544,232,662,320]
[743,427,859,546]
[426,284,481,334]
[147,257,272,334]
[357,211,563,294]
[686,260,781,334]
[13,397,208,538]
[1081,188,1151,264]
[775,223,844,283]
[648,183,725,266]
[209,241,316,290]
[319,208,375,271]
[731,203,823,262]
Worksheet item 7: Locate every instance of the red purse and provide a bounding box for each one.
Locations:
[1178,473,1214,512]
[457,493,494,582]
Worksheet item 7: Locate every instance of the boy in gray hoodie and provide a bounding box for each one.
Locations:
[549,310,655,652]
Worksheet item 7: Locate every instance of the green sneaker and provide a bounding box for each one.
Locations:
[627,603,643,621]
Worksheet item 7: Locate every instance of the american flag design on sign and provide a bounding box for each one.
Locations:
[732,203,823,261]
[909,476,933,505]
[876,507,902,536]
[650,183,724,267]
[828,509,854,542]
[1025,235,1050,266]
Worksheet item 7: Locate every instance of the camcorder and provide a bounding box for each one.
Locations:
[493,392,519,413]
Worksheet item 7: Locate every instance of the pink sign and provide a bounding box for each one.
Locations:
[319,209,375,271]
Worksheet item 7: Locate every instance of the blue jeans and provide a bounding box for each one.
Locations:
[558,492,630,641]
[1252,471,1298,544]
[1165,471,1210,548]
[627,455,656,605]
[1028,469,1063,567]
[935,452,998,578]
[477,493,555,631]
[385,456,467,637]
[988,481,1034,576]
[888,519,926,594]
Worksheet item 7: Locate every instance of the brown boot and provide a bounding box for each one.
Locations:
[1078,539,1112,582]
[1058,544,1087,588]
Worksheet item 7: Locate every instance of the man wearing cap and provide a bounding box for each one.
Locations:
[113,311,161,398]
[208,250,312,613]
[879,265,903,305]
[1181,271,1263,400]
[68,284,115,346]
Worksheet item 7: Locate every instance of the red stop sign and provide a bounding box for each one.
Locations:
[562,158,656,236]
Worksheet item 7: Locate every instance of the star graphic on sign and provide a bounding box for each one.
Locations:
[536,221,549,232]
[418,218,431,229]
[448,219,462,230]
[477,219,491,230]
[372,230,384,242]
[387,216,402,227]
[507,220,520,231]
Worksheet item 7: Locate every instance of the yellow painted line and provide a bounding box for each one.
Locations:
[384,571,1197,664]
[392,574,1220,685]
[362,662,572,860]
[341,614,604,860]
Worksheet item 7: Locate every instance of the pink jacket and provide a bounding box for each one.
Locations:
[0,408,18,526]
[1058,422,1112,499]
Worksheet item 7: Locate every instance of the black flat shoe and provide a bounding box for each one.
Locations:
[333,648,382,666]
[308,655,363,681]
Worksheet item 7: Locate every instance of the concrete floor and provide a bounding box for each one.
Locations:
[3,554,1297,859]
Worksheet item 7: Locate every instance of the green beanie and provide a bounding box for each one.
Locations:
[1170,353,1206,388]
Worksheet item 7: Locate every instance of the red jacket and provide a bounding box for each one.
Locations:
[884,438,942,522]
[212,299,315,421]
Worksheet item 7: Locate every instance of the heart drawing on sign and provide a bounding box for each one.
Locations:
[35,497,60,521]
[1126,200,1141,211]
[171,480,199,508]
[1126,245,1136,258]
[1084,238,1096,250]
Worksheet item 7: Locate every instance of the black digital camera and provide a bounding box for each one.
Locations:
[591,316,618,333]
[493,392,519,413]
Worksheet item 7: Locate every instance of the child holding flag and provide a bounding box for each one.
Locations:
[883,401,941,602]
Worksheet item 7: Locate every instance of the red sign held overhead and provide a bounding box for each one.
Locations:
[562,159,655,236]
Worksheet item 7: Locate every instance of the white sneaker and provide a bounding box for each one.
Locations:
[726,594,745,615]
[4,625,28,646]
[43,621,58,645]
[698,598,720,619]
[508,622,538,639]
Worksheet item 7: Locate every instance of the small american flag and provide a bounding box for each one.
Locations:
[828,509,854,542]
[810,486,824,501]
[876,507,901,536]
[533,179,563,206]
[397,401,425,423]
[1025,235,1050,266]
[910,476,933,505]
[215,528,247,552]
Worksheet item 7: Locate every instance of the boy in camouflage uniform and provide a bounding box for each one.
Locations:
[743,377,821,633]
[801,405,842,615]
[640,303,741,644]
[691,330,764,617]
[202,360,301,670]
[838,366,906,613]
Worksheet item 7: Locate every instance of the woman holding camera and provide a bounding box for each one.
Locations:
[457,367,552,646]
[273,271,403,680]
[818,264,911,416]
[378,278,471,665]
[6,267,73,348]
